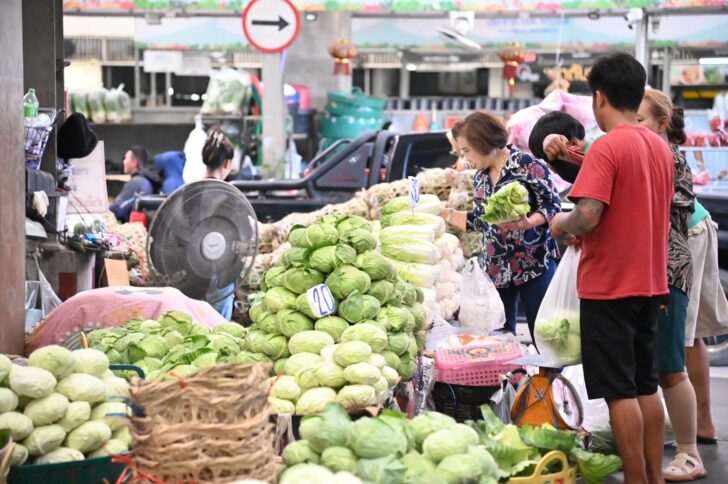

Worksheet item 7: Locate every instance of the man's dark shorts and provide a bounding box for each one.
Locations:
[580,296,662,400]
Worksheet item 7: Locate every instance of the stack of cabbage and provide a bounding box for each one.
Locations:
[379,195,463,320]
[246,215,428,415]
[0,348,131,467]
[86,311,249,380]
[280,403,623,484]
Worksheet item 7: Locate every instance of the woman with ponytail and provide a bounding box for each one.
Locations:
[198,127,236,319]
[637,89,706,481]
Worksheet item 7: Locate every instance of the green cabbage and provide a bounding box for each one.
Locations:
[284,268,325,294]
[310,245,357,274]
[436,448,497,484]
[281,247,311,268]
[279,463,333,483]
[343,363,381,385]
[305,223,340,249]
[398,356,417,380]
[58,401,91,433]
[56,374,106,403]
[296,293,318,319]
[410,412,457,450]
[257,311,279,334]
[269,397,296,414]
[394,280,418,306]
[23,424,67,456]
[415,331,426,352]
[377,306,415,333]
[35,447,85,464]
[128,336,168,362]
[158,311,194,335]
[295,366,321,390]
[264,265,287,288]
[249,302,266,325]
[285,353,323,376]
[381,211,446,237]
[299,403,351,453]
[28,345,76,379]
[206,333,240,356]
[212,322,247,339]
[373,377,388,393]
[519,423,579,454]
[314,363,346,388]
[321,446,357,473]
[295,387,337,415]
[9,443,28,466]
[236,352,272,364]
[270,375,302,401]
[333,342,372,367]
[261,333,289,359]
[325,266,372,300]
[571,446,623,484]
[314,316,350,343]
[283,440,320,466]
[423,428,468,464]
[340,228,377,254]
[367,353,386,369]
[288,225,310,248]
[339,291,381,324]
[274,358,288,374]
[24,393,70,426]
[113,332,145,353]
[320,344,339,363]
[356,455,407,484]
[336,215,371,233]
[480,182,531,224]
[277,310,315,338]
[88,438,129,458]
[0,354,11,382]
[289,331,335,355]
[340,323,387,352]
[409,303,427,331]
[347,416,409,459]
[366,280,395,304]
[386,332,410,356]
[0,387,18,413]
[401,451,440,484]
[0,411,34,441]
[65,421,111,453]
[355,251,395,281]
[91,402,130,431]
[112,426,131,447]
[381,351,401,371]
[336,384,377,408]
[381,366,400,388]
[9,365,57,399]
[264,287,298,312]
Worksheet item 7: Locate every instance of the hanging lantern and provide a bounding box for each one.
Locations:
[328,39,357,76]
[498,44,526,97]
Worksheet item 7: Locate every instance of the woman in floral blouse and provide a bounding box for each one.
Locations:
[442,112,561,339]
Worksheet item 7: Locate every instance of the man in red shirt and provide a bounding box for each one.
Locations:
[550,52,674,484]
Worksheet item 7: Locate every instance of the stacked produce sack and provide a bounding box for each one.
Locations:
[244,215,429,415]
[0,348,131,467]
[86,311,248,381]
[278,402,623,484]
[378,195,464,321]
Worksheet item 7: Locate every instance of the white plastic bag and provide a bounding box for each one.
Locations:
[183,116,208,184]
[458,258,505,331]
[38,265,61,317]
[534,247,581,367]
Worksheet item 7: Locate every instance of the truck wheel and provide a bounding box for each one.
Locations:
[706,334,728,366]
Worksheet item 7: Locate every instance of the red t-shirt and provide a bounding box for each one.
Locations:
[568,124,674,300]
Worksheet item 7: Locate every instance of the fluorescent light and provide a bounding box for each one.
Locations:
[191,94,200,101]
[699,57,728,65]
[167,87,174,95]
[405,63,418,71]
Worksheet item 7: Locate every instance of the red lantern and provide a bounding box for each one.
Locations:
[498,44,526,97]
[328,39,357,76]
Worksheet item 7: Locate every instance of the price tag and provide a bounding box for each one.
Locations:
[408,176,420,209]
[307,284,336,318]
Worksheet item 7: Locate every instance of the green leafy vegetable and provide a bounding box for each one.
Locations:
[480,182,531,224]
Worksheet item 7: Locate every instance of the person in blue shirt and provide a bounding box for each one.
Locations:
[110,146,161,223]
[153,151,186,195]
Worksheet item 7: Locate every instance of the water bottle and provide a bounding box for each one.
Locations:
[23,88,39,119]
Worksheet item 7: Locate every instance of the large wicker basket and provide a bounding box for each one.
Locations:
[128,363,277,483]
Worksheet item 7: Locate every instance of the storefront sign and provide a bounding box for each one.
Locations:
[68,142,109,214]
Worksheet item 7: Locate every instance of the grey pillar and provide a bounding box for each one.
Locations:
[262,53,286,177]
[0,0,26,354]
[285,12,353,110]
[662,48,672,94]
[634,10,649,72]
[22,0,64,176]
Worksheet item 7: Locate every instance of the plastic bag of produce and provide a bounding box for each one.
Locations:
[87,88,108,123]
[104,85,132,123]
[458,258,505,330]
[534,247,581,367]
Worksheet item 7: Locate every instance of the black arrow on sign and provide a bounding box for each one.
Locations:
[252,16,289,31]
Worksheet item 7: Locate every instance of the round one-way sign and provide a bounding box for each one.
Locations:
[242,0,300,54]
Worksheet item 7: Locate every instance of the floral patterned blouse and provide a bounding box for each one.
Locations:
[466,147,561,288]
[668,144,695,295]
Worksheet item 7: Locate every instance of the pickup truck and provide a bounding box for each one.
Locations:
[133,130,454,223]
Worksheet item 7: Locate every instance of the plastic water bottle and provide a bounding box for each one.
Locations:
[23,88,39,119]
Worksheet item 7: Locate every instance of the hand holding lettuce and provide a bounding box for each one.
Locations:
[480,182,531,225]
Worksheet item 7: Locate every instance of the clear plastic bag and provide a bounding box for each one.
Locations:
[183,116,208,184]
[458,258,505,331]
[38,265,61,317]
[534,247,581,367]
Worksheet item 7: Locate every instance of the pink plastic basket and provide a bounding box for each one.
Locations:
[435,341,523,386]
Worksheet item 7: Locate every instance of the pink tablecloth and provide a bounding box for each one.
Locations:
[25,286,227,355]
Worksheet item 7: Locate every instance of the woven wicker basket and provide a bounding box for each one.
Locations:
[128,363,277,483]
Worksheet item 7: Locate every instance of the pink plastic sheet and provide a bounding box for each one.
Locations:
[25,286,227,354]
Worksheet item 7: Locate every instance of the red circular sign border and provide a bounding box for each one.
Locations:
[242,0,301,54]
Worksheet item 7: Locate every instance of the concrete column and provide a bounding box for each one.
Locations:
[634,11,650,72]
[22,0,64,176]
[0,0,26,354]
[262,53,286,177]
[285,11,352,110]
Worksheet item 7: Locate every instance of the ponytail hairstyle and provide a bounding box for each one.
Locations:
[202,127,234,171]
[642,89,687,146]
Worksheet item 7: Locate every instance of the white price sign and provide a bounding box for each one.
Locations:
[307,284,336,318]
[408,176,420,209]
